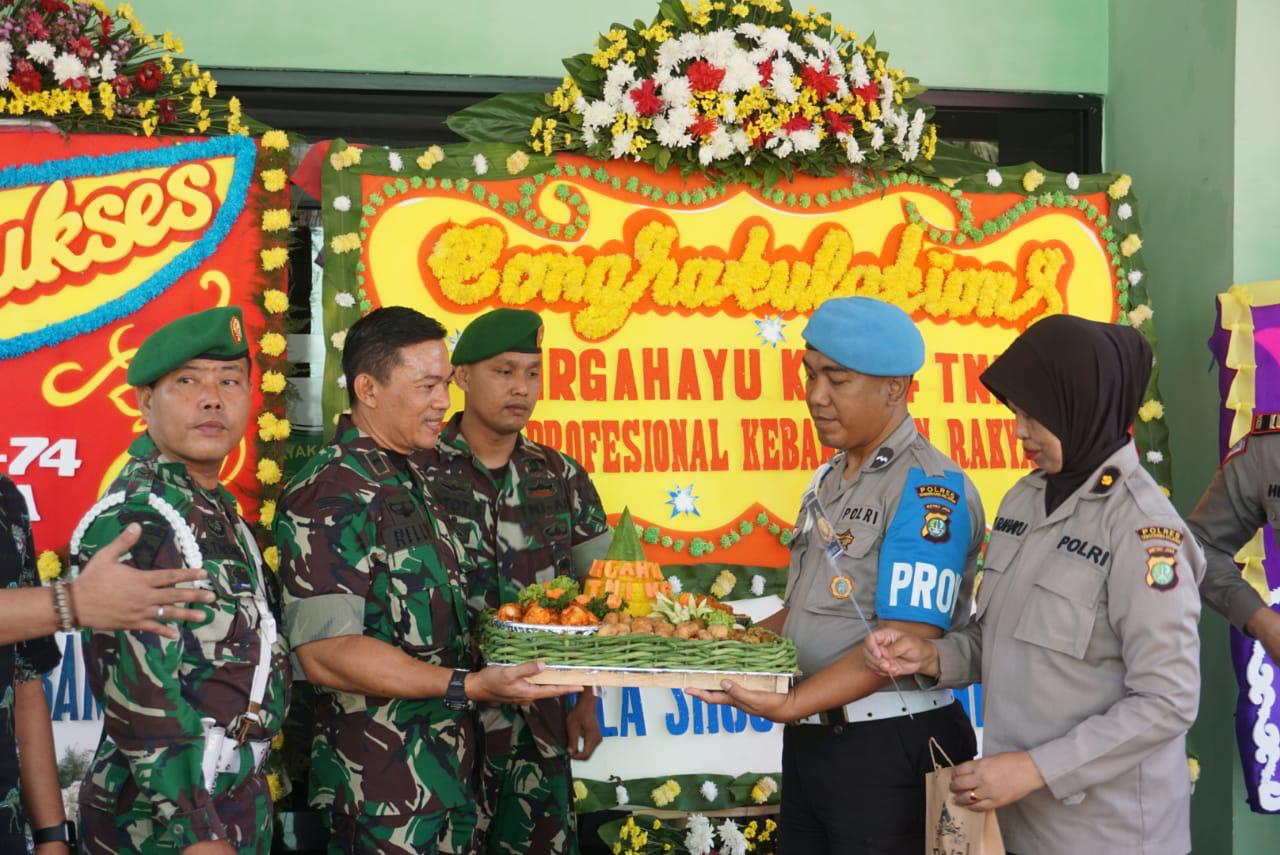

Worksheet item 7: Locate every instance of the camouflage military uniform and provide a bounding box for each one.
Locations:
[275,415,478,855]
[0,475,61,853]
[75,434,289,854]
[415,413,610,855]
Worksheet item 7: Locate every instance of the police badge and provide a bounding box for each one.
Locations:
[920,503,953,543]
[1144,544,1178,591]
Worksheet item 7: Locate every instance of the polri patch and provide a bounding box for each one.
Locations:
[1144,544,1179,591]
[920,502,953,543]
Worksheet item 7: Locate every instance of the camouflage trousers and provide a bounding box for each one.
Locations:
[79,767,272,854]
[479,717,576,855]
[326,807,479,855]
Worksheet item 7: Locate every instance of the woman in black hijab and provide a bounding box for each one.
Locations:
[866,315,1204,855]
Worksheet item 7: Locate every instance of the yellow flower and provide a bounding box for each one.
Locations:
[416,145,446,170]
[506,150,531,175]
[330,233,361,254]
[259,500,277,528]
[261,209,291,232]
[1022,169,1045,193]
[260,169,287,192]
[267,772,285,802]
[1108,174,1133,199]
[37,551,63,582]
[271,730,285,750]
[261,371,287,395]
[573,780,588,802]
[1120,234,1143,257]
[258,412,280,441]
[1188,757,1201,783]
[261,247,289,271]
[261,129,289,150]
[263,289,289,315]
[257,459,282,486]
[1138,399,1165,422]
[273,418,291,441]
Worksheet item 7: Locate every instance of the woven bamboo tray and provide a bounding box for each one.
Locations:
[479,614,798,692]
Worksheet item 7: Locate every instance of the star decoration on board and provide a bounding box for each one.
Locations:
[666,484,701,518]
[754,315,786,348]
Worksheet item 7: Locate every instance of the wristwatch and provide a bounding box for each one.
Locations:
[32,821,77,846]
[444,668,474,711]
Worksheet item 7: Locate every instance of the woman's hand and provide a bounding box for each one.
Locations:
[950,752,1045,811]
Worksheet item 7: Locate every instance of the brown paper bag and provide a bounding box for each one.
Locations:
[925,739,1006,855]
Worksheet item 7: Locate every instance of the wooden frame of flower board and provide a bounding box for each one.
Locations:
[499,663,793,694]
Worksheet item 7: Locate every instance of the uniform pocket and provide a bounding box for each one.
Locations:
[1012,561,1106,658]
[801,523,879,618]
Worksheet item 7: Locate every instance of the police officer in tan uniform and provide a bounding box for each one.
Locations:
[1186,417,1280,662]
[691,296,983,855]
[868,315,1204,855]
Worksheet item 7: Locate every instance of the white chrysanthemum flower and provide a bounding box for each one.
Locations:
[618,89,639,116]
[582,99,616,131]
[1118,202,1133,220]
[472,154,489,175]
[26,41,56,65]
[1128,269,1144,286]
[52,53,86,84]
[1066,172,1080,190]
[903,141,921,161]
[656,38,686,71]
[845,135,865,164]
[573,95,589,114]
[333,195,351,212]
[668,575,683,594]
[751,574,766,597]
[910,108,927,138]
[336,375,348,389]
[611,131,635,160]
[388,151,404,172]
[706,128,734,160]
[722,52,759,93]
[879,75,896,109]
[698,143,717,166]
[700,780,719,801]
[702,29,738,67]
[664,104,695,134]
[790,128,821,154]
[774,139,794,158]
[848,52,870,88]
[760,26,791,55]
[1146,450,1165,464]
[654,117,694,149]
[0,43,11,89]
[604,61,637,101]
[986,168,1003,187]
[771,58,797,102]
[717,820,748,855]
[892,113,910,147]
[736,22,763,41]
[685,815,714,855]
[615,785,630,806]
[99,54,117,80]
[870,127,885,150]
[582,127,598,147]
[334,291,356,308]
[662,76,692,109]
[729,128,750,154]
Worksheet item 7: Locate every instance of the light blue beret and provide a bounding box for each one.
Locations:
[801,297,925,375]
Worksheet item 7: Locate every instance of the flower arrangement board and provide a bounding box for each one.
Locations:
[1209,281,1280,814]
[0,128,293,573]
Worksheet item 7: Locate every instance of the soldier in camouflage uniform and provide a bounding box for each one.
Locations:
[416,309,611,855]
[75,307,289,855]
[275,307,577,855]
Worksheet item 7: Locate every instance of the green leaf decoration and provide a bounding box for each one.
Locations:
[447,92,547,144]
[606,507,649,562]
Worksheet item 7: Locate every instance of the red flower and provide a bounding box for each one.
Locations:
[800,61,840,100]
[628,78,665,117]
[70,36,95,61]
[134,61,162,93]
[40,0,69,13]
[157,98,177,124]
[111,74,133,97]
[689,114,718,139]
[66,76,91,93]
[855,80,879,104]
[757,59,774,87]
[823,110,853,135]
[686,59,726,93]
[97,10,113,48]
[11,60,42,93]
[24,10,50,40]
[781,115,812,133]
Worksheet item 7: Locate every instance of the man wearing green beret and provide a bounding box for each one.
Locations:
[75,306,290,855]
[416,308,610,855]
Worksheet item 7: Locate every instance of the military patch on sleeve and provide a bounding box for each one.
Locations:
[1144,544,1179,591]
[1136,525,1184,546]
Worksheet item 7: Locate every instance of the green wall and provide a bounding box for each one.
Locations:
[129,0,1108,93]
[1233,0,1280,284]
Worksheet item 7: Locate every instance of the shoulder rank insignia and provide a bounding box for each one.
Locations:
[868,446,895,471]
[1252,412,1280,435]
[1144,544,1179,591]
[1091,466,1121,494]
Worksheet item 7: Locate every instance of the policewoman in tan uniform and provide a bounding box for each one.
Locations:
[691,296,983,855]
[868,315,1204,855]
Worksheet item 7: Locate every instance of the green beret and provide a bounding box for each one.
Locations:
[127,306,251,386]
[451,308,543,365]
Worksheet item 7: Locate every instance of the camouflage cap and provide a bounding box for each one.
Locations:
[127,306,251,386]
[450,308,542,365]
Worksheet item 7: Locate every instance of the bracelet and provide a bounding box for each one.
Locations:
[51,580,76,632]
[64,580,81,629]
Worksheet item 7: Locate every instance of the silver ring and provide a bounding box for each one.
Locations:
[969,790,978,803]
[157,605,165,620]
